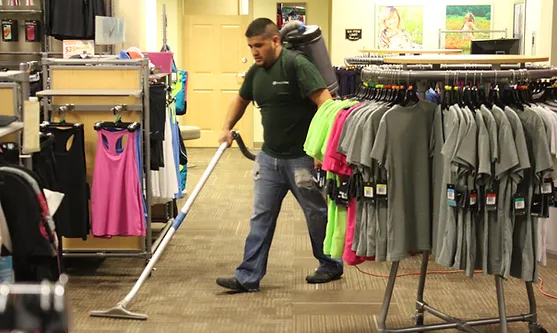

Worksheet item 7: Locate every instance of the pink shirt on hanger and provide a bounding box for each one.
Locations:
[320,104,373,265]
[322,105,359,174]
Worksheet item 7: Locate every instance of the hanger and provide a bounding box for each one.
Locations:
[93,105,141,132]
[463,85,475,111]
[40,105,82,129]
[400,84,419,106]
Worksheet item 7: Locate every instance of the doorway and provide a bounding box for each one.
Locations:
[179,1,254,148]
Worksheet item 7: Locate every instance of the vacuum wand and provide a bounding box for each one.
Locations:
[89,131,249,320]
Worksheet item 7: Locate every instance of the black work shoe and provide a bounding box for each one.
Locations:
[216,277,258,292]
[306,270,343,284]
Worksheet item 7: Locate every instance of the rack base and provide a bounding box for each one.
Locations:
[376,252,547,333]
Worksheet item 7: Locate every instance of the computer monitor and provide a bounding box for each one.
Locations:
[470,38,521,55]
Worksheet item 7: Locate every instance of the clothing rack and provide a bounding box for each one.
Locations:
[0,275,69,332]
[34,56,173,262]
[344,55,384,66]
[355,55,554,333]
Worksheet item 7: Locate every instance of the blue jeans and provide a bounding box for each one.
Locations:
[235,151,342,290]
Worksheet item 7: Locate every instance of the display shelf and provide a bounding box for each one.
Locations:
[360,48,463,54]
[384,54,549,64]
[37,89,143,97]
[43,58,144,65]
[0,70,29,82]
[0,121,23,139]
[0,9,42,14]
[150,72,171,80]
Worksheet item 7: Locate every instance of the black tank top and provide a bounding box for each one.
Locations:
[41,125,90,239]
[32,133,59,191]
[150,83,166,170]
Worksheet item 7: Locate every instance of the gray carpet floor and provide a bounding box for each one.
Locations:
[64,148,557,332]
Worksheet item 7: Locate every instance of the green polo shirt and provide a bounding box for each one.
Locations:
[239,48,327,159]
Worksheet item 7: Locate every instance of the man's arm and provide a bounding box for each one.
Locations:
[222,95,250,131]
[310,88,332,109]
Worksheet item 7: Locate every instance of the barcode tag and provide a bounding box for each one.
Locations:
[469,190,477,207]
[513,192,525,216]
[486,190,497,211]
[363,182,374,200]
[541,178,553,194]
[447,184,456,207]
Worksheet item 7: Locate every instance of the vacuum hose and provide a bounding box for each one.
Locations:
[231,131,256,161]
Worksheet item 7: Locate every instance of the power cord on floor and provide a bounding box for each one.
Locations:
[354,265,557,300]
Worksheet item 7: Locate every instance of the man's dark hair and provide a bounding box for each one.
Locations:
[245,18,280,38]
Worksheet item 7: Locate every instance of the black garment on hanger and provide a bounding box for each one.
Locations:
[335,67,359,97]
[32,133,59,192]
[0,167,59,283]
[44,0,106,40]
[29,72,43,97]
[41,126,90,240]
[150,83,167,170]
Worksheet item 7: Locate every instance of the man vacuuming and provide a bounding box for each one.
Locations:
[216,18,343,292]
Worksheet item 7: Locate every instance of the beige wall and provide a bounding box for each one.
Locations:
[552,0,557,65]
[113,0,147,50]
[524,0,554,60]
[182,0,239,15]
[330,0,522,66]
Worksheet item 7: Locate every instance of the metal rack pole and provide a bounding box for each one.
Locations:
[18,62,33,170]
[376,253,541,333]
[18,62,29,100]
[360,67,557,83]
[495,276,509,333]
[162,4,167,48]
[143,57,152,262]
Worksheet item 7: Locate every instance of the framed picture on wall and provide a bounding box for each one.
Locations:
[444,5,493,54]
[375,5,424,49]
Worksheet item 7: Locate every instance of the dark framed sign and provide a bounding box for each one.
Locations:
[345,29,362,41]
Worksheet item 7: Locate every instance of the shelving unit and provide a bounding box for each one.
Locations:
[0,121,23,137]
[359,48,463,55]
[37,89,143,97]
[0,1,49,68]
[36,57,175,262]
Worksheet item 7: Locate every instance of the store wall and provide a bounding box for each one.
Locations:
[253,0,331,49]
[330,0,519,66]
[113,0,148,50]
[524,0,554,60]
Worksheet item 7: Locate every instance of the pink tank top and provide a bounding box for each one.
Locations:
[91,129,145,238]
